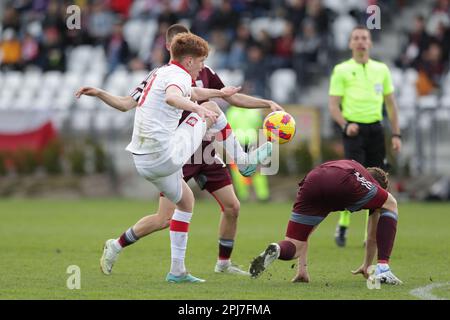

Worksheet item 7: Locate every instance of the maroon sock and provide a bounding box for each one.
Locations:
[277,240,296,260]
[118,227,139,248]
[377,211,398,261]
[218,239,234,260]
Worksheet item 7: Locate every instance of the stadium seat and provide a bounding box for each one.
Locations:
[137,19,158,62]
[105,70,130,96]
[404,68,418,85]
[23,70,43,92]
[71,110,93,131]
[123,19,146,53]
[216,69,244,87]
[391,67,404,92]
[43,71,63,91]
[418,95,439,109]
[269,69,297,104]
[249,17,287,39]
[332,14,357,51]
[3,71,23,95]
[63,72,82,92]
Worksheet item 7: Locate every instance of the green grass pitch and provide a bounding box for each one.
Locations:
[0,199,449,300]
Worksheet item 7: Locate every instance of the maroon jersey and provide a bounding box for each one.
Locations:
[292,160,388,217]
[179,65,225,163]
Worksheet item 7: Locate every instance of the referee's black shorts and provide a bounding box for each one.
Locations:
[342,121,386,169]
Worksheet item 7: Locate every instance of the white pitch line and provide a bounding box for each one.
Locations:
[410,282,450,300]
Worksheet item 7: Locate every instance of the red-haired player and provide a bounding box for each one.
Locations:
[250,159,403,285]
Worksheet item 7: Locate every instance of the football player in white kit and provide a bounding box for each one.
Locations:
[76,32,272,283]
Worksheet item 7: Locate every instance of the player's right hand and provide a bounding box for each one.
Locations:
[75,87,100,98]
[351,264,369,279]
[346,123,359,136]
[194,105,217,123]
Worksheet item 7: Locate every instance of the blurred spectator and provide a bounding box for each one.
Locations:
[21,32,40,68]
[306,0,331,36]
[109,0,133,18]
[0,29,22,70]
[88,0,116,44]
[191,0,215,40]
[43,0,66,30]
[286,0,307,34]
[208,30,229,69]
[151,21,170,60]
[433,21,450,64]
[105,20,130,73]
[227,22,253,70]
[427,0,450,36]
[273,22,295,69]
[293,19,321,87]
[254,29,273,56]
[396,15,432,69]
[149,46,166,69]
[415,42,447,96]
[243,44,270,97]
[2,6,21,32]
[39,26,66,71]
[210,0,240,38]
[157,0,179,25]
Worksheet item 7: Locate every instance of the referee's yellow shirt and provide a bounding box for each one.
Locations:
[329,58,394,124]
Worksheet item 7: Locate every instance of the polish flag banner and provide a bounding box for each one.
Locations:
[0,111,57,152]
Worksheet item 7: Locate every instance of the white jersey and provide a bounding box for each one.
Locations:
[126,63,193,159]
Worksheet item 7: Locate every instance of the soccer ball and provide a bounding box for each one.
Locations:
[263,111,296,144]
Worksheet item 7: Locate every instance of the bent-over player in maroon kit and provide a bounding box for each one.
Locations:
[249,159,403,285]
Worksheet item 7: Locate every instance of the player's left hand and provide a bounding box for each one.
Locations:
[392,136,402,152]
[268,101,284,112]
[351,264,369,279]
[220,86,241,97]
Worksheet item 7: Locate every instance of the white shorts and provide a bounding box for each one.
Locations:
[132,113,206,203]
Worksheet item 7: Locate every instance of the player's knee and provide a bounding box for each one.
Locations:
[177,187,195,212]
[223,200,240,218]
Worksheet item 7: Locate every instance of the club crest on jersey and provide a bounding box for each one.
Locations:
[186,116,198,127]
[354,172,373,190]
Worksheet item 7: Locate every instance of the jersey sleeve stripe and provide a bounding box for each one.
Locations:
[165,84,185,95]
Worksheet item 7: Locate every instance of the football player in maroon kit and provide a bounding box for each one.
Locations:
[77,24,283,278]
[249,159,403,285]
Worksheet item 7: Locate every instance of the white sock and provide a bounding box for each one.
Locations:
[169,210,193,276]
[210,113,247,165]
[217,259,231,267]
[112,239,123,252]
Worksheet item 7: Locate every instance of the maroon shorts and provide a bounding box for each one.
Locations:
[182,162,232,194]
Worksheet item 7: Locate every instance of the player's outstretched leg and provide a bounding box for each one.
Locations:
[249,243,281,278]
[204,101,273,177]
[238,142,273,177]
[100,239,121,275]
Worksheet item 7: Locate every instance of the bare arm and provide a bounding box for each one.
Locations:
[75,87,137,112]
[384,93,402,152]
[223,93,284,111]
[165,86,217,122]
[191,86,241,102]
[329,95,359,136]
[329,95,346,128]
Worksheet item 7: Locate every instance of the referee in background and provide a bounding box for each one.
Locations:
[328,26,402,247]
